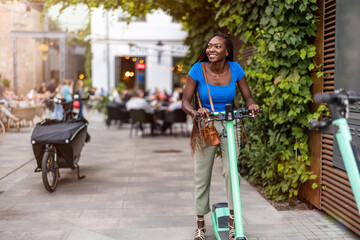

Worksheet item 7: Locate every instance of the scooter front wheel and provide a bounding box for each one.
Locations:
[42,148,59,192]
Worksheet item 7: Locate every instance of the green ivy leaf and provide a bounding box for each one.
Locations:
[308,63,315,71]
[269,41,276,52]
[310,5,319,11]
[309,174,317,180]
[316,71,324,78]
[270,18,278,27]
[260,17,269,25]
[292,125,304,139]
[300,49,307,60]
[305,13,313,21]
[299,3,307,12]
[291,181,298,188]
[307,51,316,58]
[278,163,284,173]
[265,6,273,16]
[282,185,290,195]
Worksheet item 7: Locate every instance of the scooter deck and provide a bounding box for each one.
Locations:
[212,202,230,240]
[212,202,248,240]
[217,230,229,240]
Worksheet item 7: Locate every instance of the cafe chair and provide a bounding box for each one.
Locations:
[129,109,154,137]
[165,109,189,136]
[106,103,130,128]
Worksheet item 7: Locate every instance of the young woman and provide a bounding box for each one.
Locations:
[181,33,260,240]
[74,79,84,119]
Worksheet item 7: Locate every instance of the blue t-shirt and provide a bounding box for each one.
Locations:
[188,61,245,112]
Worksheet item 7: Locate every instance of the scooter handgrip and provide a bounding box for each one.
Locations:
[314,93,334,103]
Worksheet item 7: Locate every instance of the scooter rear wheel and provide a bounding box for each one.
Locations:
[42,149,59,192]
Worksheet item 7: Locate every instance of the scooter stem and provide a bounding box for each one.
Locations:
[334,118,360,214]
[226,120,245,237]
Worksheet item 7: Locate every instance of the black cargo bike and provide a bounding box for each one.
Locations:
[31,92,93,192]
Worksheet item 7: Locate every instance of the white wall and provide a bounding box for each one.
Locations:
[146,50,172,93]
[91,7,187,93]
[91,43,108,91]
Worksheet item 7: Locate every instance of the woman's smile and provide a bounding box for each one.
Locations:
[208,54,217,59]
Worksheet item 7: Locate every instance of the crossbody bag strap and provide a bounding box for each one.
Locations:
[201,62,215,112]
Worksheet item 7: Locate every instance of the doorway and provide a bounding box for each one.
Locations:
[115,56,146,90]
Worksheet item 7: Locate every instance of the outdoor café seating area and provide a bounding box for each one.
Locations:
[5,101,45,131]
[105,102,190,137]
[0,82,48,132]
[0,80,190,136]
[103,87,190,137]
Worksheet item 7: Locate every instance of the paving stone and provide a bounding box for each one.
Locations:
[0,110,359,239]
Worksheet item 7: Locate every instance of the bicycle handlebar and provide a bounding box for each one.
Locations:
[49,90,95,106]
[50,96,89,105]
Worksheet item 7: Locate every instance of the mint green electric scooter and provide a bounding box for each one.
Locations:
[309,90,360,214]
[198,104,261,240]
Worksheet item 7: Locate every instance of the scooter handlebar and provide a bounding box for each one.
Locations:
[195,108,263,118]
[314,90,360,104]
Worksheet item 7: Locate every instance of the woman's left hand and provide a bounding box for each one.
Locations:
[248,103,260,116]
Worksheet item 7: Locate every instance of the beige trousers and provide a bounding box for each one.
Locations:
[194,120,241,215]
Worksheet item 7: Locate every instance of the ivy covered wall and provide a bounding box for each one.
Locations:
[213,0,323,201]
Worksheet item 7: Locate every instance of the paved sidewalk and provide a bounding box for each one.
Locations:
[0,110,358,240]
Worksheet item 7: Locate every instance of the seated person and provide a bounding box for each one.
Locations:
[126,90,156,136]
[162,92,183,133]
[1,105,19,124]
[151,95,163,110]
[0,85,19,124]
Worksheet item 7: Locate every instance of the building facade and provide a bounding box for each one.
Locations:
[91,8,188,93]
[0,2,44,95]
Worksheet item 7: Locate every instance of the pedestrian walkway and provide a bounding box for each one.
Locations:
[0,110,358,240]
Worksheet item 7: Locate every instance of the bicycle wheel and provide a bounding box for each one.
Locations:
[0,121,5,143]
[41,148,59,192]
